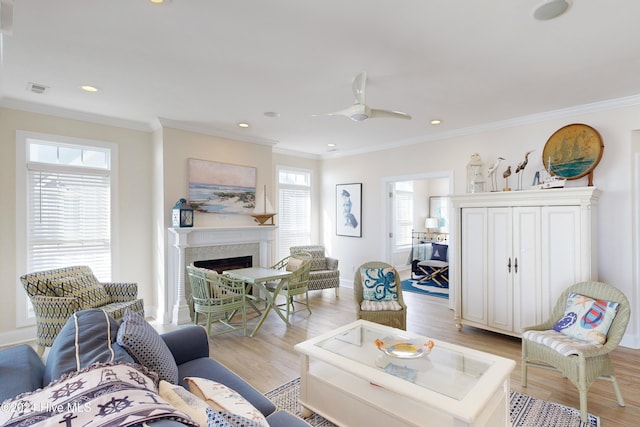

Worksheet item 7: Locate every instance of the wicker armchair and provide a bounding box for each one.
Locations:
[353,261,407,330]
[186,265,247,337]
[265,251,312,320]
[20,265,144,355]
[521,281,630,422]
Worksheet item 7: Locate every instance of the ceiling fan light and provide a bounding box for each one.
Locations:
[533,0,572,21]
[350,113,368,122]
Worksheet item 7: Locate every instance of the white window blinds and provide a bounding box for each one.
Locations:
[27,166,112,280]
[277,169,311,260]
[394,182,414,248]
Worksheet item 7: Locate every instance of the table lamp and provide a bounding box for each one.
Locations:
[425,217,439,240]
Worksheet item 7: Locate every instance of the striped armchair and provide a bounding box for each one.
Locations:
[20,265,144,355]
[290,245,340,297]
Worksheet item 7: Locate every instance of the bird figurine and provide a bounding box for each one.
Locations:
[487,157,505,192]
[503,165,512,191]
[516,150,535,190]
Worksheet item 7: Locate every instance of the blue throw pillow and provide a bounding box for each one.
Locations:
[117,308,179,384]
[430,243,448,261]
[361,267,398,301]
[43,308,134,384]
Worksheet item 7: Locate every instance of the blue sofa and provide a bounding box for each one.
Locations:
[0,313,308,427]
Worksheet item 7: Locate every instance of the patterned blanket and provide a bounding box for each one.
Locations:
[0,362,198,427]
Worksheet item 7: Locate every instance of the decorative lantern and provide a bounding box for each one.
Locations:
[172,198,194,228]
[466,153,486,193]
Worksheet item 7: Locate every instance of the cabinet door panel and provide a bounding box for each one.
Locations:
[461,208,487,324]
[487,208,513,330]
[541,206,582,320]
[512,207,542,332]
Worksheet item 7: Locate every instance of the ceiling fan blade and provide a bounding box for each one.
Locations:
[369,108,412,120]
[352,71,367,105]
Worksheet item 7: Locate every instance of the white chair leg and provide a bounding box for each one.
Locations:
[611,376,625,407]
[579,389,588,423]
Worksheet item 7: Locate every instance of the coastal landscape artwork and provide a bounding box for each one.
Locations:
[188,159,256,214]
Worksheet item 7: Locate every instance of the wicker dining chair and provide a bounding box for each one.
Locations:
[353,261,407,330]
[265,251,312,319]
[521,281,630,422]
[186,265,247,337]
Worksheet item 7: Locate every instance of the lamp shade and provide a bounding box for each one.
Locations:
[425,217,439,229]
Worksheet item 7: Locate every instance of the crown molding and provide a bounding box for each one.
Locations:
[157,117,278,147]
[323,94,640,159]
[0,96,152,131]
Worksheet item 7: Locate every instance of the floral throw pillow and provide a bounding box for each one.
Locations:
[361,267,398,302]
[552,292,619,346]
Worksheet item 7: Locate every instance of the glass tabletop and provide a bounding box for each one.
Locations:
[314,324,493,400]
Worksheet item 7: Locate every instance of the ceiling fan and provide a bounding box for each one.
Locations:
[324,72,412,122]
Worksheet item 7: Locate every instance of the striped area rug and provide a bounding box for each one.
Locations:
[401,278,449,299]
[265,377,599,427]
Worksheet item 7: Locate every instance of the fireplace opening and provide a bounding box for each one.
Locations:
[193,255,252,273]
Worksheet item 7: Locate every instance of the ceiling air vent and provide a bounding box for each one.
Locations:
[26,82,49,94]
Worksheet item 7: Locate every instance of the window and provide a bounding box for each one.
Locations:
[277,167,311,259]
[394,181,414,249]
[16,132,116,325]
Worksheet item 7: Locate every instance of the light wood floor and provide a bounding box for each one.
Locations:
[159,285,640,426]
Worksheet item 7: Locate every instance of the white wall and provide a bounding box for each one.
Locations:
[2,102,639,348]
[321,105,640,348]
[0,107,154,344]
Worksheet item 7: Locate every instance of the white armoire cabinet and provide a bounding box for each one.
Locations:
[451,187,599,337]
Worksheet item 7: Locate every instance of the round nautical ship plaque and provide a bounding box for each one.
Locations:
[542,123,604,185]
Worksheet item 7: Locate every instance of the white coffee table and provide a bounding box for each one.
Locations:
[294,320,515,427]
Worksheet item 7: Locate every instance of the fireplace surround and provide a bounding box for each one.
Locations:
[167,226,277,325]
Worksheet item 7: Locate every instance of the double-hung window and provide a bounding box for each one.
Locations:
[393,181,414,249]
[16,132,115,324]
[277,167,311,260]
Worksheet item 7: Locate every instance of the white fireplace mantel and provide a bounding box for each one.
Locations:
[167,225,277,325]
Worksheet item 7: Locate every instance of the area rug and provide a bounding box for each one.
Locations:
[265,377,600,427]
[401,278,449,299]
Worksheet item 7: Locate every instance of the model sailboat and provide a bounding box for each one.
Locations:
[250,185,276,225]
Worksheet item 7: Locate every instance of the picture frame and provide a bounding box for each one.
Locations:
[188,158,257,215]
[336,183,362,237]
[542,123,604,184]
[429,196,450,234]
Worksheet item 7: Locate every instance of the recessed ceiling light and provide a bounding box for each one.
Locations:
[264,111,280,118]
[430,119,442,125]
[238,122,249,128]
[81,85,98,92]
[149,0,170,4]
[327,143,336,147]
[26,82,49,94]
[532,0,572,21]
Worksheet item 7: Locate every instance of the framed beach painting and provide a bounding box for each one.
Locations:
[188,159,256,214]
[336,183,362,237]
